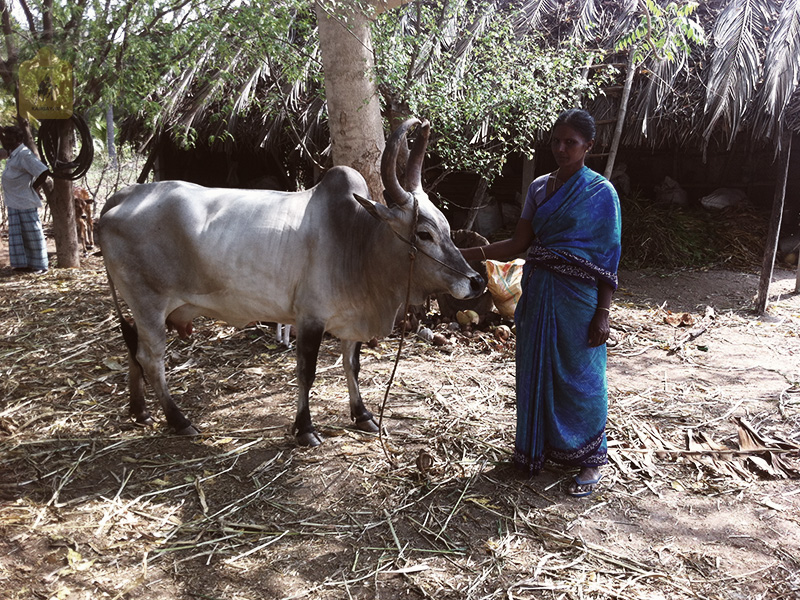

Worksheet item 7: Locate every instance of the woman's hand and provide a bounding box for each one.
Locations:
[588,310,610,347]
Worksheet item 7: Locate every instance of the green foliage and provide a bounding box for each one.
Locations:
[143,0,321,150]
[173,124,199,151]
[0,90,16,123]
[0,0,712,186]
[374,1,608,183]
[0,0,315,141]
[614,0,707,64]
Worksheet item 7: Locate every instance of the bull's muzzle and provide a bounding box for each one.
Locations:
[466,273,486,299]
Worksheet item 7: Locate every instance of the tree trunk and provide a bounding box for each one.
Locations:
[106,104,117,169]
[463,177,489,232]
[315,2,385,201]
[50,119,80,268]
[755,132,792,314]
[520,153,536,204]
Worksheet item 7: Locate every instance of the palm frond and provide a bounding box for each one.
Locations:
[786,86,800,132]
[572,0,604,43]
[159,40,215,124]
[450,0,498,86]
[752,0,800,146]
[512,0,561,33]
[408,1,460,83]
[226,60,271,137]
[632,54,685,138]
[702,0,774,148]
[607,0,644,44]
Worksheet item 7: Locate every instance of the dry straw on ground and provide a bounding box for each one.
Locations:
[2,253,800,600]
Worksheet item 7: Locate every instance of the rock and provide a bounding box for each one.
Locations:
[417,327,434,342]
[456,310,479,326]
[494,324,512,341]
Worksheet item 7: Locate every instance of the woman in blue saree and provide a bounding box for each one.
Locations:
[462,109,621,497]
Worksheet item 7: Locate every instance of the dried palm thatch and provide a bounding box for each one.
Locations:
[130,0,800,171]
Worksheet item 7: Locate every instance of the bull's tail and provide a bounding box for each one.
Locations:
[105,267,140,369]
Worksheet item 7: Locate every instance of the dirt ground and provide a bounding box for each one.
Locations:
[1,235,799,600]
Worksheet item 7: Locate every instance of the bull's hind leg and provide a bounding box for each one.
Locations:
[128,353,152,426]
[134,316,198,435]
[119,318,152,426]
[293,321,325,446]
[342,340,379,433]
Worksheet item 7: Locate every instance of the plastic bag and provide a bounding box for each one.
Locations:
[485,259,525,320]
[699,188,747,210]
[654,176,688,206]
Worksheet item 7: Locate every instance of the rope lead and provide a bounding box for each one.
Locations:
[377,196,420,469]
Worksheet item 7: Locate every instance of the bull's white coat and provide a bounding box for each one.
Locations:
[101,171,475,340]
[98,120,483,443]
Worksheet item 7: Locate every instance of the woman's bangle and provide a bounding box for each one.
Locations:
[479,246,487,260]
[596,306,610,312]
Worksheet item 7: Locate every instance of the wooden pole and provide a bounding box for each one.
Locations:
[463,177,489,232]
[796,242,800,293]
[755,132,793,314]
[604,51,636,180]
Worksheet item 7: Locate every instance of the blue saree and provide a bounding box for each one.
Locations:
[514,166,621,474]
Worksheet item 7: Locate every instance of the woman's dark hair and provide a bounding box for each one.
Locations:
[553,108,596,142]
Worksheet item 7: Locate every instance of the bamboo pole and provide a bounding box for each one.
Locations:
[796,242,800,293]
[604,51,636,180]
[755,132,793,314]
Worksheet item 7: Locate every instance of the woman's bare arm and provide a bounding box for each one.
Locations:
[460,217,535,262]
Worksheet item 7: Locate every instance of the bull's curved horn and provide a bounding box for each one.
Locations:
[405,119,430,193]
[381,118,420,207]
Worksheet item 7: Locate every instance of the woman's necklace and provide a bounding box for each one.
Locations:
[549,171,565,193]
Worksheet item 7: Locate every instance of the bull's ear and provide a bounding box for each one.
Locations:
[353,193,393,222]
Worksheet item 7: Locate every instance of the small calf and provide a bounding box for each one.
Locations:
[74,186,95,251]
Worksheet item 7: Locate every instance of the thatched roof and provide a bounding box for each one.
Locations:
[589,0,800,152]
[128,0,800,169]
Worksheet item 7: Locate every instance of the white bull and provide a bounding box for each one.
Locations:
[97,119,484,446]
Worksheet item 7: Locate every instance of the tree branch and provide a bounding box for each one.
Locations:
[42,0,53,43]
[16,0,37,36]
[0,0,18,77]
[638,0,663,61]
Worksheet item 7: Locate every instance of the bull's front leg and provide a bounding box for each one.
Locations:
[294,321,325,446]
[341,340,379,434]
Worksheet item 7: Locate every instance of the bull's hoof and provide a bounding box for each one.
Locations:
[297,430,324,447]
[354,416,380,433]
[132,414,154,427]
[176,424,200,436]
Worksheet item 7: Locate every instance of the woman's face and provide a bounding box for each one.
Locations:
[550,124,593,173]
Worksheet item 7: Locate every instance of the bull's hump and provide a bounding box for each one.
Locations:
[314,166,368,200]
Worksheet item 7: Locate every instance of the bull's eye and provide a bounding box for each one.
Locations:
[416,231,433,242]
